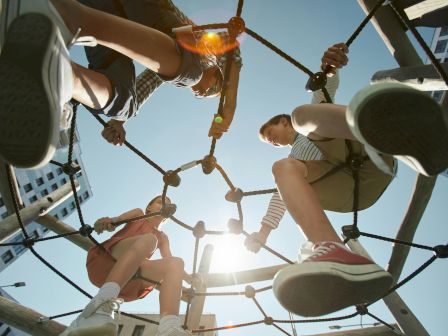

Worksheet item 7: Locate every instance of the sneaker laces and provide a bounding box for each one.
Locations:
[308,243,337,260]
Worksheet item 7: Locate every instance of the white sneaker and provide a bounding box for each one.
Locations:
[156,326,192,336]
[347,82,448,176]
[60,298,123,336]
[0,2,73,168]
[0,0,73,50]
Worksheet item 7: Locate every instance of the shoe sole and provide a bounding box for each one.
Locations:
[0,13,58,168]
[347,83,448,176]
[59,323,116,336]
[273,262,393,317]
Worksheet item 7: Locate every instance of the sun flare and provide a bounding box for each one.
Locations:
[210,235,247,273]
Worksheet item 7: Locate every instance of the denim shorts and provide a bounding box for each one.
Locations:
[78,0,203,119]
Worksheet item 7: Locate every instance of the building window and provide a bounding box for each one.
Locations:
[78,196,83,204]
[83,191,90,200]
[61,208,69,217]
[24,183,32,193]
[54,214,59,220]
[41,189,49,197]
[1,251,14,264]
[61,178,67,185]
[440,26,448,37]
[76,171,83,178]
[433,90,444,102]
[1,327,11,336]
[435,39,448,53]
[29,195,38,204]
[31,230,39,239]
[12,234,26,255]
[132,325,145,336]
[47,172,55,180]
[42,225,49,233]
[70,202,76,210]
[36,177,44,186]
[51,183,58,191]
[0,197,4,207]
[56,167,63,175]
[1,212,8,219]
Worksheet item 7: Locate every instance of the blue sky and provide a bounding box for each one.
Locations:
[1,1,447,335]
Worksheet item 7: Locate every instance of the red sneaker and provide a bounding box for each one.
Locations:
[273,241,393,317]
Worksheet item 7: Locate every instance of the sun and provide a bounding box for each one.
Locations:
[210,235,248,273]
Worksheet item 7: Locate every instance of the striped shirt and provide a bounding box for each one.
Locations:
[130,0,243,117]
[261,72,340,229]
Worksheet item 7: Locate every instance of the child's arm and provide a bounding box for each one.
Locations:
[208,52,242,139]
[245,192,285,253]
[94,208,144,234]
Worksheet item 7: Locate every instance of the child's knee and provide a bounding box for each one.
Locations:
[165,256,184,272]
[134,233,158,254]
[291,104,312,130]
[272,158,307,179]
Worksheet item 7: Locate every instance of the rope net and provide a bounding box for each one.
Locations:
[1,0,447,334]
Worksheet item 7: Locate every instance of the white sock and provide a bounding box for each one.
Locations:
[158,315,181,332]
[95,282,120,301]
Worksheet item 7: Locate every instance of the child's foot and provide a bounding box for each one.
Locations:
[156,315,192,336]
[156,326,192,336]
[59,297,123,336]
[273,241,393,317]
[347,82,448,176]
[0,1,73,168]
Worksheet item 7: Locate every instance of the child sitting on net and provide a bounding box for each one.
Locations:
[62,195,193,336]
[245,43,448,317]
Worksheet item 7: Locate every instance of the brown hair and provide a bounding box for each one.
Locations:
[146,195,171,211]
[259,114,292,142]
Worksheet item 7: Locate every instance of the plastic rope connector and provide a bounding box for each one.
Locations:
[163,170,181,187]
[161,204,177,218]
[264,317,274,325]
[356,305,368,315]
[342,225,360,240]
[244,285,256,298]
[62,162,81,176]
[227,218,243,234]
[201,155,217,175]
[228,16,246,38]
[23,238,35,248]
[434,244,448,259]
[79,224,93,237]
[184,287,195,300]
[193,221,206,239]
[305,72,327,92]
[225,188,243,203]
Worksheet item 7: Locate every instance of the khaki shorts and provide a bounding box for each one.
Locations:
[302,138,395,213]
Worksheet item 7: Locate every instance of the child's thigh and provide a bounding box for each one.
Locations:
[110,234,157,260]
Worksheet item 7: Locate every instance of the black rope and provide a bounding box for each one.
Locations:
[215,163,236,190]
[274,312,359,324]
[245,28,314,76]
[90,112,166,175]
[253,297,268,317]
[236,0,244,17]
[366,312,398,332]
[273,323,294,336]
[243,188,277,196]
[67,102,78,163]
[359,231,435,252]
[242,231,294,264]
[192,23,227,31]
[192,320,265,333]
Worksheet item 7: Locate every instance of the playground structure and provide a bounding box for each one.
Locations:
[0,0,447,335]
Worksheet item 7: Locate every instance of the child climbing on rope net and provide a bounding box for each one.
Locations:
[0,0,241,169]
[61,195,193,336]
[245,43,448,317]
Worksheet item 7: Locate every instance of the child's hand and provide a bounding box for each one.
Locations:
[101,119,126,146]
[94,217,116,234]
[244,232,266,253]
[158,232,170,248]
[208,114,231,139]
[320,42,349,76]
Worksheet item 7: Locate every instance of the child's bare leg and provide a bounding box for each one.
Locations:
[272,158,341,243]
[71,62,113,109]
[107,233,158,286]
[291,103,356,141]
[108,234,184,316]
[50,0,181,77]
[139,258,185,317]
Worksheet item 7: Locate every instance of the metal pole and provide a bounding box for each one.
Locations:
[186,244,213,331]
[346,239,430,335]
[0,181,79,243]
